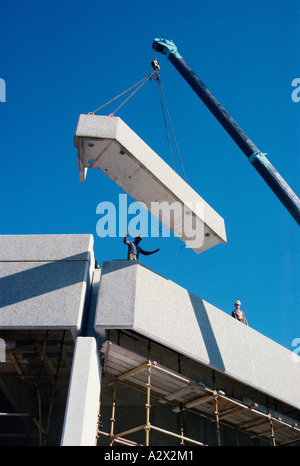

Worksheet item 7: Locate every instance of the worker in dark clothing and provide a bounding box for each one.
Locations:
[231,300,248,325]
[123,234,160,261]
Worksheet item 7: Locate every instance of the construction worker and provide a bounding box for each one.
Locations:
[123,234,160,261]
[231,300,248,325]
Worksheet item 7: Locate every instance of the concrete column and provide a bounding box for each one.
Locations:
[61,337,101,446]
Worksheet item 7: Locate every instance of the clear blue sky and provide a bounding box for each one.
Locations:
[0,0,299,351]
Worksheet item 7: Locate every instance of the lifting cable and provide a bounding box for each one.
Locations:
[87,61,187,183]
[88,71,157,116]
[156,75,175,171]
[155,75,188,182]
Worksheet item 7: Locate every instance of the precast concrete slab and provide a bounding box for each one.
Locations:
[95,260,300,411]
[0,234,94,262]
[0,235,94,331]
[61,337,102,446]
[75,114,227,254]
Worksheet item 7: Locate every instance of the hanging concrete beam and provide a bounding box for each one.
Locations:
[75,114,226,254]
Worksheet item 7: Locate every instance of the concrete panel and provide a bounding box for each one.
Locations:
[61,337,102,446]
[0,235,94,331]
[95,261,300,410]
[95,260,137,329]
[75,114,226,254]
[0,234,94,262]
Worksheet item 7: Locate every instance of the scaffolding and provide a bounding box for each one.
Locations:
[0,329,72,445]
[98,340,300,447]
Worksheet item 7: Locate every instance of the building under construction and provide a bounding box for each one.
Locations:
[0,234,300,447]
[0,113,299,447]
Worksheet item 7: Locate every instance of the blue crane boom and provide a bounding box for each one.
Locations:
[152,38,300,226]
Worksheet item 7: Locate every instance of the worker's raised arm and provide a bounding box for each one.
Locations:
[123,233,130,245]
[139,248,160,256]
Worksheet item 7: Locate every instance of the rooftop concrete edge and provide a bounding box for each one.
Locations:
[0,235,95,331]
[0,234,94,263]
[95,260,300,410]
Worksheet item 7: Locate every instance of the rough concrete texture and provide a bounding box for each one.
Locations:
[0,235,94,331]
[0,234,94,262]
[95,260,300,410]
[75,114,226,254]
[61,337,102,446]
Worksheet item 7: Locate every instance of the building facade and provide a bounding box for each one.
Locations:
[0,234,299,446]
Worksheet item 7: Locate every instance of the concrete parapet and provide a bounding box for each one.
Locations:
[61,336,102,446]
[95,260,300,410]
[0,235,94,331]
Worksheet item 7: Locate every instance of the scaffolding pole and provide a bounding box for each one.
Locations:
[99,340,300,447]
[145,342,151,446]
[269,414,276,446]
[25,331,48,445]
[43,330,66,446]
[179,404,184,446]
[109,380,117,446]
[105,347,208,446]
